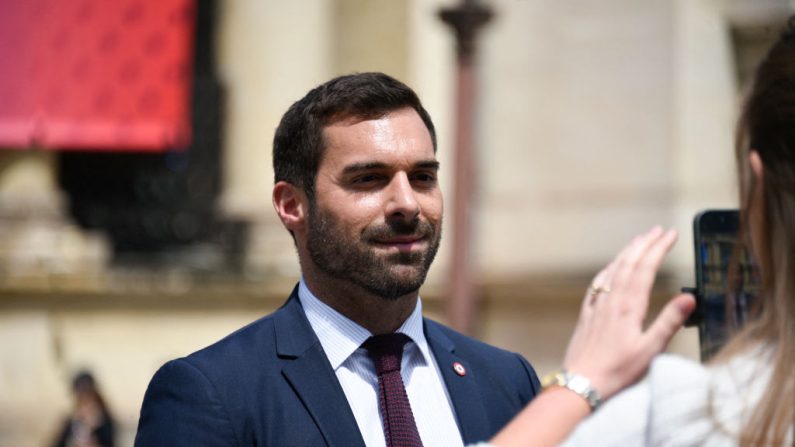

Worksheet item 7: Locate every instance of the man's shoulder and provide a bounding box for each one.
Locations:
[135,293,331,446]
[179,294,307,374]
[188,311,278,362]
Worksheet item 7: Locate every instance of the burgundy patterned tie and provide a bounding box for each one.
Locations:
[363,333,424,447]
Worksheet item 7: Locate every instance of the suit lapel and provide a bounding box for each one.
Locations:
[425,320,492,444]
[274,290,366,447]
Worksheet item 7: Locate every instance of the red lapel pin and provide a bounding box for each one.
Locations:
[453,361,466,376]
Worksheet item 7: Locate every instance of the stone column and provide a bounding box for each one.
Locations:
[439,0,493,334]
[216,0,333,280]
[0,150,108,284]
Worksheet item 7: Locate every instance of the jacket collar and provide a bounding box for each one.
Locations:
[273,288,366,447]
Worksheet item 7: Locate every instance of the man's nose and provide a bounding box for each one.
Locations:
[385,173,420,221]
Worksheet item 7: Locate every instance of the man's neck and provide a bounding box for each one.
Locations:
[301,270,418,335]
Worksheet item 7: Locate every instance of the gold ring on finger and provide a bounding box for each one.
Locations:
[589,284,612,296]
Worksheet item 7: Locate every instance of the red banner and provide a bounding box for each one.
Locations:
[0,0,195,151]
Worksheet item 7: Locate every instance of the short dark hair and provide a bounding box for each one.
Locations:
[272,72,437,199]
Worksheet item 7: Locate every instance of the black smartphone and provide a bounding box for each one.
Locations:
[684,209,760,360]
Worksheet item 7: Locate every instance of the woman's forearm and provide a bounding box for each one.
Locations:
[491,387,590,447]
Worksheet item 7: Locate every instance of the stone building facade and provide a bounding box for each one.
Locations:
[0,0,789,445]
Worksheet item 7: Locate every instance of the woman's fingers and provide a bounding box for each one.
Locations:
[618,229,678,317]
[580,259,618,319]
[641,293,696,355]
[586,227,662,303]
[579,227,672,326]
[607,227,666,301]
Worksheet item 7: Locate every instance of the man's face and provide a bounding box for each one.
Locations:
[305,107,442,299]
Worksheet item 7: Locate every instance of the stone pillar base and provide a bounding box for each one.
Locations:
[0,151,110,287]
[242,219,300,282]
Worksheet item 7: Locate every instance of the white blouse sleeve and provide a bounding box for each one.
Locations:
[560,354,711,447]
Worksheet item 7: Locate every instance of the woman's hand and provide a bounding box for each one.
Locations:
[563,226,696,400]
[490,227,696,447]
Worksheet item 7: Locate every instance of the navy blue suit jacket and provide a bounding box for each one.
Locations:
[135,288,540,446]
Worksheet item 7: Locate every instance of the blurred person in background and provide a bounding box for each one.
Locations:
[488,16,795,447]
[52,371,115,447]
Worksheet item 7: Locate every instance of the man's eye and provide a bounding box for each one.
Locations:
[351,174,383,184]
[412,172,437,184]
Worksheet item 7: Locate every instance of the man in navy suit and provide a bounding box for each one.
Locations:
[135,72,540,446]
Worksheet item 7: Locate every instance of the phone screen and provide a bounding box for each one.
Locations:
[693,210,760,360]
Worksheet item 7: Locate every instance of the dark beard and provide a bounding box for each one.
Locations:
[306,204,441,300]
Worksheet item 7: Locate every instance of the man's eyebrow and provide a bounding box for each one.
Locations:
[415,160,440,171]
[341,160,440,175]
[341,162,388,175]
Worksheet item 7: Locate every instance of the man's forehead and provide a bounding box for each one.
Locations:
[320,109,435,167]
[325,111,386,128]
[323,108,423,134]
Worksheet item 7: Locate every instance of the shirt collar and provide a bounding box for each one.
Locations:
[298,278,432,370]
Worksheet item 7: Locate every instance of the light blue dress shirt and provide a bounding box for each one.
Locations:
[298,279,465,447]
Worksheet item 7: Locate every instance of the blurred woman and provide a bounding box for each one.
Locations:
[53,371,115,447]
[491,17,795,447]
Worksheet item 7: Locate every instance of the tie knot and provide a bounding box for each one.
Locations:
[362,333,411,375]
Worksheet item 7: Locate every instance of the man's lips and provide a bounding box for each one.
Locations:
[372,236,426,250]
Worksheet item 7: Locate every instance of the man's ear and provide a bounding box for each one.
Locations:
[273,181,309,233]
